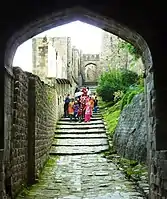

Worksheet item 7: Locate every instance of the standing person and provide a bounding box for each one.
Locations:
[68,98,74,122]
[84,98,91,122]
[94,96,98,113]
[73,101,79,121]
[89,97,94,117]
[77,105,83,123]
[80,88,88,120]
[64,94,70,117]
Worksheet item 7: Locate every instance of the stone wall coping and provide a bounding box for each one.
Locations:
[56,78,71,85]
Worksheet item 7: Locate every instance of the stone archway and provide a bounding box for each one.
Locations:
[84,63,97,82]
[3,5,159,198]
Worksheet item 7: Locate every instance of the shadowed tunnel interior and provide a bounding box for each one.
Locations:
[1,1,167,198]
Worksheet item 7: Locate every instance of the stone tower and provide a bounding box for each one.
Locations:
[100,30,113,58]
[32,36,82,84]
[100,30,117,70]
[32,36,49,82]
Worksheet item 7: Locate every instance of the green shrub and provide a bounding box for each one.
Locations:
[97,69,139,102]
[121,86,144,110]
[102,85,144,137]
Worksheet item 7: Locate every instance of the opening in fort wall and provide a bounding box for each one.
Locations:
[2,6,157,199]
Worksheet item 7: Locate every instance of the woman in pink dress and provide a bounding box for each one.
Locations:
[84,98,91,122]
[80,88,88,120]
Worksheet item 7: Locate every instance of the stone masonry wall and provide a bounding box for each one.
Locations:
[10,67,71,197]
[34,77,57,177]
[100,31,144,75]
[0,150,6,199]
[113,93,147,163]
[11,67,29,196]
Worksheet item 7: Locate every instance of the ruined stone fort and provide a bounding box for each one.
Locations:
[32,30,143,87]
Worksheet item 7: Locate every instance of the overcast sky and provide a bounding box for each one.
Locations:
[13,20,103,72]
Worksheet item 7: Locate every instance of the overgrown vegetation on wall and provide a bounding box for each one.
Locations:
[96,68,139,102]
[97,68,144,139]
[118,40,141,60]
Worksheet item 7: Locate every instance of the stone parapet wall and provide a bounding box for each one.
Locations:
[10,67,71,197]
[0,150,7,199]
[11,67,29,196]
[34,76,57,176]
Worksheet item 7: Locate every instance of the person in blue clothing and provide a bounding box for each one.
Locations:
[94,96,98,113]
[64,94,70,117]
[73,101,80,121]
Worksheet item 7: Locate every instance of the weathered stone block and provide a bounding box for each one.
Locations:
[113,93,147,163]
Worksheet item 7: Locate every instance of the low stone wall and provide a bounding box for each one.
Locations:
[11,68,29,196]
[113,93,147,163]
[10,67,72,197]
[34,76,57,177]
[0,150,6,199]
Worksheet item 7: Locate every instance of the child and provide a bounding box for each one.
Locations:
[94,96,98,113]
[89,97,94,117]
[77,105,83,123]
[68,98,74,121]
[73,101,79,121]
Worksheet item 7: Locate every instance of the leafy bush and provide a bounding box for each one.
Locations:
[121,85,144,110]
[101,84,144,137]
[97,69,139,102]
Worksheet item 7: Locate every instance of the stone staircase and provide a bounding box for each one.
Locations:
[50,111,109,155]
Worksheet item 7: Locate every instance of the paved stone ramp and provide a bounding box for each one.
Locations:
[16,109,145,199]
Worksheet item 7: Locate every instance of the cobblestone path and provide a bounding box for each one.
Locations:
[17,111,144,199]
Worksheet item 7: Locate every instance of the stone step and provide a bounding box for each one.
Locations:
[60,117,102,121]
[92,113,101,116]
[54,133,107,138]
[57,124,105,129]
[53,138,108,146]
[55,129,106,134]
[57,120,104,125]
[50,145,109,155]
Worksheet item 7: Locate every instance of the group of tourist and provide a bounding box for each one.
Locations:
[64,87,98,122]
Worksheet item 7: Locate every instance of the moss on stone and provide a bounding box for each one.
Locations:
[100,90,148,186]
[101,99,122,138]
[111,155,148,181]
[17,156,58,198]
[121,86,144,110]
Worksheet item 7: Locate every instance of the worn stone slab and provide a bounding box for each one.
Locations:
[55,129,106,134]
[57,120,104,125]
[50,145,109,155]
[55,133,107,139]
[57,124,105,129]
[92,113,102,115]
[17,154,145,199]
[54,138,108,146]
[60,117,102,121]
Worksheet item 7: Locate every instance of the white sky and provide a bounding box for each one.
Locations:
[13,20,103,72]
